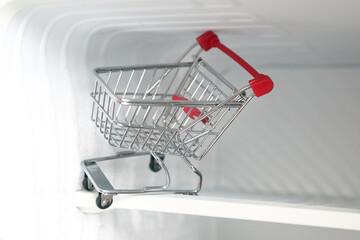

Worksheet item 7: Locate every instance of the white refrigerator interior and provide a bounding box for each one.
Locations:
[0,0,359,239]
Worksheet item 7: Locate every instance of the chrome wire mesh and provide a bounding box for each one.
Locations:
[91,55,252,160]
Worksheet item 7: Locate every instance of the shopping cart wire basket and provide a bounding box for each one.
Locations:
[81,31,274,209]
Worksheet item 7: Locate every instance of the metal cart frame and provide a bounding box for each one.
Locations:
[81,31,273,209]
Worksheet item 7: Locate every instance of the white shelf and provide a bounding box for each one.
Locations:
[74,191,360,231]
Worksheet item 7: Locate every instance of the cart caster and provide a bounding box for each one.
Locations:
[96,193,113,209]
[149,155,165,172]
[82,173,95,191]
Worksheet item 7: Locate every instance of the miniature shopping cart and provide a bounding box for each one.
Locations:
[81,31,274,209]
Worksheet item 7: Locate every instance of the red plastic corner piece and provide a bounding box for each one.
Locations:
[249,74,274,97]
[196,31,220,51]
[172,94,209,124]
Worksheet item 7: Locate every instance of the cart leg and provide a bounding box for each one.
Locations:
[181,156,203,195]
[144,152,171,191]
[149,153,165,172]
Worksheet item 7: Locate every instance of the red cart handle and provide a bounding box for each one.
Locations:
[196,31,274,97]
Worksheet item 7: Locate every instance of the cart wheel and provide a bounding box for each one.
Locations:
[82,173,95,191]
[96,193,113,209]
[149,155,165,172]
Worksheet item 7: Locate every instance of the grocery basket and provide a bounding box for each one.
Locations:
[81,31,274,209]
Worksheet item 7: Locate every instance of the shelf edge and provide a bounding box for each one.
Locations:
[74,191,360,231]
